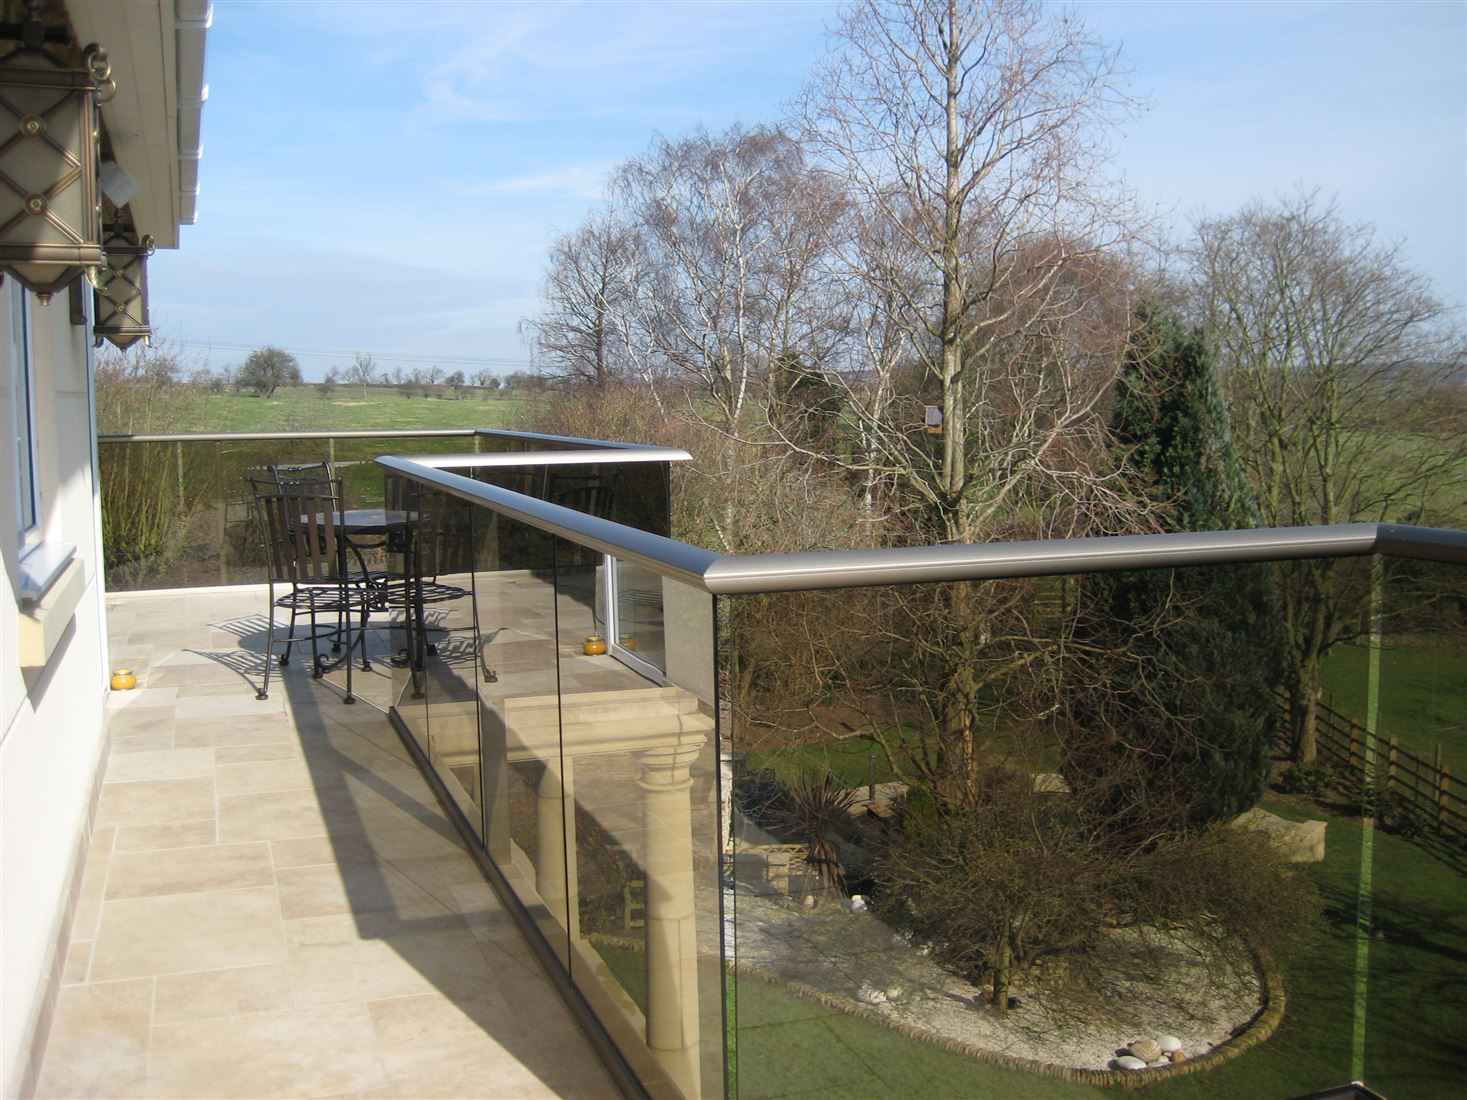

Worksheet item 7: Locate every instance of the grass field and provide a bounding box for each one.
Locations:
[98,383,531,434]
[1321,641,1467,776]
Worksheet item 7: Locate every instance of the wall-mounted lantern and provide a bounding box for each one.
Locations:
[0,3,113,302]
[93,226,153,349]
[924,406,944,435]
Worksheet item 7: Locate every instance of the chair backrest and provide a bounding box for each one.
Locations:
[250,476,348,586]
[384,475,474,578]
[269,461,335,485]
[548,471,617,520]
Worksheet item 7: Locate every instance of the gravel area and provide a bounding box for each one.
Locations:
[725,888,1264,1071]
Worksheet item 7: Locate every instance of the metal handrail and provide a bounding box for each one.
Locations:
[97,428,479,443]
[377,453,1467,595]
[470,427,675,451]
[397,447,692,470]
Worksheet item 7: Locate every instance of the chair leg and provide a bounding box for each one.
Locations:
[472,578,497,683]
[359,603,373,672]
[342,593,359,704]
[258,600,275,700]
[283,603,298,666]
[309,602,324,678]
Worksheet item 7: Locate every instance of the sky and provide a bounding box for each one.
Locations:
[146,0,1467,381]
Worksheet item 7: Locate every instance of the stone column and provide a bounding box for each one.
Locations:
[637,738,706,1100]
[535,753,578,940]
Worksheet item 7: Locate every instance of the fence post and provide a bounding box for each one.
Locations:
[1439,765,1451,829]
[1386,737,1398,796]
[1348,721,1360,775]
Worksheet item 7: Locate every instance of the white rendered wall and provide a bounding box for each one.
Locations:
[1,290,111,1097]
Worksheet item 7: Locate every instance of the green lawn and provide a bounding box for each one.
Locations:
[98,384,531,434]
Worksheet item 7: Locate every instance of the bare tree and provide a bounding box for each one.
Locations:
[1190,191,1466,763]
[795,0,1137,545]
[525,208,637,390]
[610,123,846,430]
[345,352,376,396]
[778,0,1141,792]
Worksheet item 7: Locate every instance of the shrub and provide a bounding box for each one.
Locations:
[1278,762,1337,798]
[1376,789,1425,839]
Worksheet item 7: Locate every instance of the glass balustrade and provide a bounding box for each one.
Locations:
[110,433,1459,1100]
[97,430,480,590]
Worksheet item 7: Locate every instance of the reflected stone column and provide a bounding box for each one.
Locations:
[534,755,579,939]
[637,738,705,1100]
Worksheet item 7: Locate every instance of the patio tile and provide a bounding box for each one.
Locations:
[104,842,274,900]
[32,978,152,1100]
[216,742,301,764]
[114,819,217,852]
[106,686,178,710]
[111,730,175,753]
[217,788,333,843]
[147,1002,388,1099]
[271,833,383,870]
[106,705,176,737]
[91,886,287,980]
[177,693,286,720]
[366,992,563,1099]
[95,776,215,828]
[285,910,496,1007]
[174,713,297,750]
[105,747,214,783]
[144,662,250,688]
[276,861,451,921]
[216,757,315,796]
[153,962,295,1024]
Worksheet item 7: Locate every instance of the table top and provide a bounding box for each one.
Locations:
[301,509,417,535]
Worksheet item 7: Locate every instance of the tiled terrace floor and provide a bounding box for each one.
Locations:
[35,586,615,1099]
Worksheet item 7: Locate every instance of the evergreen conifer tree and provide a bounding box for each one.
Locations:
[1065,305,1284,831]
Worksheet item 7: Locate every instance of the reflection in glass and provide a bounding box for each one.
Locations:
[1360,559,1465,1098]
[612,561,667,672]
[718,570,1387,1098]
[470,509,569,965]
[96,433,479,590]
[557,563,722,1099]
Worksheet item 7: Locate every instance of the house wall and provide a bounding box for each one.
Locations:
[1,287,112,1098]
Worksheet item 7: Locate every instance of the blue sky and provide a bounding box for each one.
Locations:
[147,0,1467,380]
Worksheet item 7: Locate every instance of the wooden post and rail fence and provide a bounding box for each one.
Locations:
[1280,695,1465,843]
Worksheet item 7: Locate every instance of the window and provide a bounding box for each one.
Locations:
[8,277,39,548]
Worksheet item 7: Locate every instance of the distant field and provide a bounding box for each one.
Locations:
[98,384,532,435]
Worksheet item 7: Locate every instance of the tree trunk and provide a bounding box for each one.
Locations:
[1289,659,1322,765]
[991,922,1013,1016]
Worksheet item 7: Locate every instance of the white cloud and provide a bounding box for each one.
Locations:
[467,162,614,200]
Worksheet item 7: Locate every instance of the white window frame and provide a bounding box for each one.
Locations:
[603,553,667,682]
[7,277,40,554]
